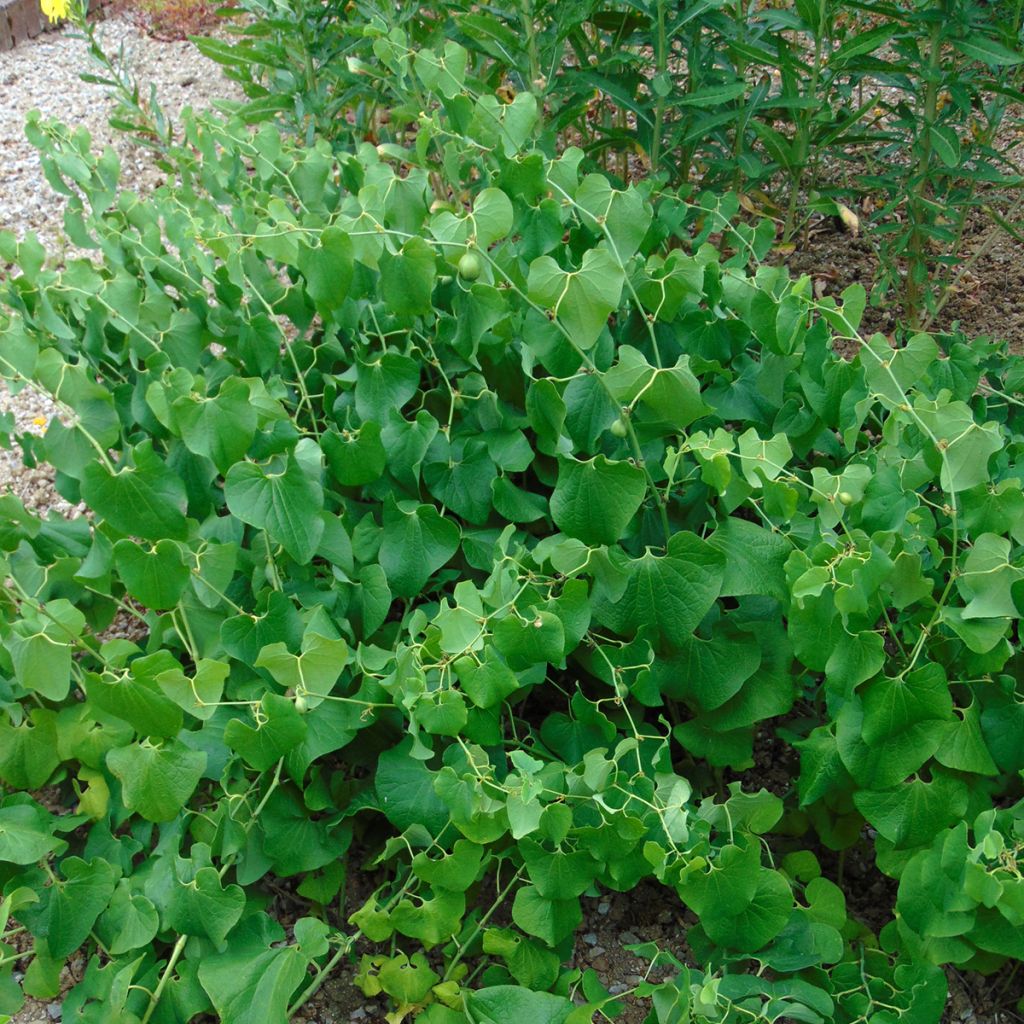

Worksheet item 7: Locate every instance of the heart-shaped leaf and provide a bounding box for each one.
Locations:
[225,451,324,564]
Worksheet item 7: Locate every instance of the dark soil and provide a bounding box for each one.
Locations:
[783,207,1024,354]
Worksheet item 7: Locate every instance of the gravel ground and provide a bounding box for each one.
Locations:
[0,11,236,528]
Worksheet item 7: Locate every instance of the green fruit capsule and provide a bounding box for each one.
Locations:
[294,693,309,714]
[458,251,482,281]
[610,418,629,438]
[838,491,855,506]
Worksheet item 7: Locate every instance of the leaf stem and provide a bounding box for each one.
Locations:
[286,938,351,1019]
[442,866,523,982]
[140,933,187,1024]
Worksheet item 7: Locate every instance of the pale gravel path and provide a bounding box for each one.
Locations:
[0,12,238,525]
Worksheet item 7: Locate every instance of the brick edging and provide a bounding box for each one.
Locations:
[1,0,112,53]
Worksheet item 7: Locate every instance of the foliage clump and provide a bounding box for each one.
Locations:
[0,17,1023,1024]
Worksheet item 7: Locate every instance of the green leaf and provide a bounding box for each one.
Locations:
[166,864,246,949]
[736,429,793,486]
[472,91,539,157]
[510,885,581,945]
[527,248,625,349]
[760,912,844,972]
[225,451,325,564]
[113,539,190,610]
[84,660,184,739]
[837,664,952,789]
[412,840,484,892]
[675,80,748,106]
[702,867,793,952]
[604,347,708,433]
[929,125,961,168]
[94,882,159,955]
[520,840,598,899]
[417,690,469,736]
[379,236,436,318]
[676,841,760,917]
[494,611,565,669]
[952,35,1024,66]
[0,710,60,789]
[423,437,497,524]
[378,951,440,1005]
[106,739,206,822]
[379,500,460,598]
[708,517,790,602]
[390,888,466,945]
[550,455,646,546]
[322,422,386,487]
[491,475,548,523]
[173,377,258,473]
[563,374,619,450]
[861,333,937,410]
[526,378,568,457]
[940,606,1008,654]
[464,986,574,1024]
[8,628,72,702]
[575,175,652,259]
[667,624,762,711]
[915,398,1004,493]
[956,533,1023,619]
[0,804,64,864]
[192,541,238,609]
[259,787,348,875]
[31,857,117,959]
[355,563,392,637]
[376,739,450,835]
[255,631,348,710]
[221,590,304,666]
[81,441,188,541]
[861,664,952,749]
[297,226,353,314]
[482,929,560,990]
[635,251,704,321]
[355,354,421,421]
[469,187,514,248]
[595,531,725,646]
[198,919,308,1024]
[453,653,522,709]
[414,40,469,99]
[157,659,229,721]
[224,693,308,771]
[287,698,364,778]
[854,772,968,849]
[934,699,998,776]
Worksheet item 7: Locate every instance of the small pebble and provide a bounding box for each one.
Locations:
[47,1003,62,1020]
[620,930,640,944]
[608,983,628,995]
[597,901,610,915]
[582,932,598,946]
